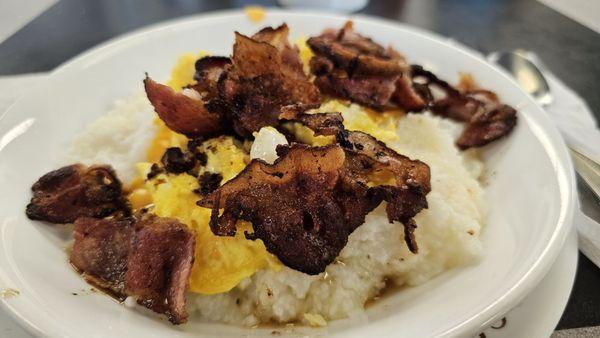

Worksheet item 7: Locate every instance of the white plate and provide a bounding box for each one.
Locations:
[0,228,579,338]
[0,9,575,338]
[479,229,578,338]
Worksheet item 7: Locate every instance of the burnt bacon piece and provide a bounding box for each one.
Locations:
[198,144,377,274]
[279,109,431,251]
[341,131,431,252]
[313,72,400,109]
[392,71,428,112]
[161,147,196,174]
[198,138,430,274]
[308,23,516,149]
[26,164,130,223]
[146,24,320,140]
[416,67,517,149]
[390,60,447,112]
[197,172,223,195]
[192,56,231,97]
[216,28,321,137]
[279,108,344,137]
[307,22,403,109]
[251,24,305,73]
[456,104,517,149]
[308,22,403,77]
[70,215,195,324]
[144,76,225,138]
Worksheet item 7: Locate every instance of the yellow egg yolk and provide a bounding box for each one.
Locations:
[244,6,266,23]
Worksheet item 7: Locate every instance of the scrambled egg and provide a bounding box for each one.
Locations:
[197,137,249,182]
[296,36,314,75]
[130,39,405,294]
[244,5,266,23]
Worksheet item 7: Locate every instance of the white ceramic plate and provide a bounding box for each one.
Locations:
[0,228,579,338]
[483,229,578,338]
[0,9,575,338]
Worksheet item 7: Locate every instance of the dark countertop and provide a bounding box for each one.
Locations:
[1,0,599,331]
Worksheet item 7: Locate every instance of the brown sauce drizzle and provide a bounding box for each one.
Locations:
[364,277,409,309]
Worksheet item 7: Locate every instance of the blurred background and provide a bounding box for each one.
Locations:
[1,0,598,121]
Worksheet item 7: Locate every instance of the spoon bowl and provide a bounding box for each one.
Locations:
[488,50,599,200]
[487,50,553,106]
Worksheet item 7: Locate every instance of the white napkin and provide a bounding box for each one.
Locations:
[542,73,600,268]
[0,71,599,268]
[544,72,600,164]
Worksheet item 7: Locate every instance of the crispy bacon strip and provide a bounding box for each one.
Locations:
[308,21,416,109]
[192,56,231,98]
[340,131,431,252]
[198,144,380,274]
[308,22,432,111]
[419,68,518,149]
[308,22,517,149]
[216,28,321,136]
[280,108,431,251]
[70,215,195,324]
[393,73,429,111]
[146,25,321,139]
[144,76,224,138]
[305,22,439,110]
[25,164,130,223]
[198,132,430,274]
[279,108,344,137]
[308,24,403,77]
[313,72,401,109]
[252,26,321,104]
[456,104,517,149]
[251,24,305,74]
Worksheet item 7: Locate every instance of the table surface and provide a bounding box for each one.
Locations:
[0,0,599,333]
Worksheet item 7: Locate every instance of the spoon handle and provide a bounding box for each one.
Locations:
[571,148,600,200]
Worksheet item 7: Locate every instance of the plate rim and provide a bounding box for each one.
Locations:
[0,8,577,338]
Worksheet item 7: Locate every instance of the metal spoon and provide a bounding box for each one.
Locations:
[488,49,600,200]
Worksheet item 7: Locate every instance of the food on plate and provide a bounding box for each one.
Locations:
[308,21,411,109]
[307,22,516,149]
[197,139,430,274]
[26,164,130,223]
[26,21,517,326]
[411,65,517,149]
[146,24,321,139]
[144,77,225,137]
[70,214,194,324]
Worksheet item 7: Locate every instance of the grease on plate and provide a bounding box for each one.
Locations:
[0,288,20,299]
